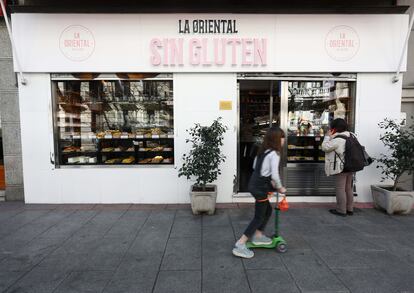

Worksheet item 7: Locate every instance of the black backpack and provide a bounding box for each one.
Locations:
[248,150,275,201]
[336,133,373,173]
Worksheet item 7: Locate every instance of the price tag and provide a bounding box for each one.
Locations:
[136,135,144,139]
[73,135,81,139]
[152,135,160,139]
[315,137,321,142]
[121,135,129,139]
[167,134,174,138]
[89,134,97,139]
[104,134,112,139]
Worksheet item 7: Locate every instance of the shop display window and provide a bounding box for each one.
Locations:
[52,74,174,166]
[287,80,355,163]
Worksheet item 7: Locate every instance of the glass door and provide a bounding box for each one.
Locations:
[238,80,281,192]
[283,79,356,195]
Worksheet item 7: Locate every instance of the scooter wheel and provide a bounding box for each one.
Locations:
[276,242,288,253]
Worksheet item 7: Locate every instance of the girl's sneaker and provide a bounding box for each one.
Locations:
[232,242,254,258]
[252,235,273,245]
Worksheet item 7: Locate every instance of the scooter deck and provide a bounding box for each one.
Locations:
[246,236,285,249]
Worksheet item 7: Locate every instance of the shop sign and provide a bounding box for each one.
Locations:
[325,25,360,61]
[149,19,267,67]
[59,25,95,62]
[219,100,233,110]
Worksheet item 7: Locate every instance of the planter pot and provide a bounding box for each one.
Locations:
[190,185,217,215]
[371,185,414,215]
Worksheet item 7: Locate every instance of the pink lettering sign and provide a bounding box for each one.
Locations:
[149,37,268,67]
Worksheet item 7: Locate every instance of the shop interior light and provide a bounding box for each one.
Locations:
[71,73,100,80]
[115,73,159,80]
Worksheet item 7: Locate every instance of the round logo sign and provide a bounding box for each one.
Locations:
[325,25,360,62]
[59,25,95,62]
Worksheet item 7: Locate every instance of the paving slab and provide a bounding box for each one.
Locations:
[0,204,413,293]
[281,250,349,292]
[53,271,114,293]
[202,266,251,293]
[247,269,301,293]
[4,268,69,293]
[333,266,414,293]
[154,271,201,293]
[103,269,158,293]
[161,237,201,271]
[0,271,25,292]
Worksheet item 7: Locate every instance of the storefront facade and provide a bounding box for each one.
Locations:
[11,13,408,203]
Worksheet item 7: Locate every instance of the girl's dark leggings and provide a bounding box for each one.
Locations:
[244,200,272,238]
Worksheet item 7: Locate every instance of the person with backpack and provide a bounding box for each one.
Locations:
[322,118,354,216]
[232,126,287,258]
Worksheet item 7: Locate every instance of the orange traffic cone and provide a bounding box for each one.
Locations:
[278,196,289,211]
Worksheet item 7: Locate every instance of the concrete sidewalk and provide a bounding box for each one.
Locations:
[0,202,413,293]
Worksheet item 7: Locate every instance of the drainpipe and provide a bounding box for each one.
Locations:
[0,0,26,85]
[393,7,414,83]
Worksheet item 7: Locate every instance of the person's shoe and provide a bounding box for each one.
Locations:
[329,209,347,217]
[232,242,254,259]
[252,234,273,245]
[347,210,354,216]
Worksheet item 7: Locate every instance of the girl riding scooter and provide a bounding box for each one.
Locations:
[232,126,286,259]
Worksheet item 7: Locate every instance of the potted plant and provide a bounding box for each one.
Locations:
[179,118,227,215]
[371,118,414,214]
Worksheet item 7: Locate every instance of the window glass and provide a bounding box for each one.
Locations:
[52,76,174,166]
[287,80,355,163]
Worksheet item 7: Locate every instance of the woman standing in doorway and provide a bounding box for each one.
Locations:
[232,126,286,259]
[322,118,354,216]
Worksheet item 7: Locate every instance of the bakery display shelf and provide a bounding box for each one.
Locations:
[288,135,325,138]
[288,146,315,150]
[61,151,98,155]
[101,151,135,154]
[102,163,175,165]
[96,136,174,140]
[58,134,173,139]
[287,159,319,163]
[137,150,173,153]
[64,162,99,166]
[133,136,175,140]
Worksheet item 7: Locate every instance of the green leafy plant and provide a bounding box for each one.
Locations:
[376,118,414,191]
[179,118,227,191]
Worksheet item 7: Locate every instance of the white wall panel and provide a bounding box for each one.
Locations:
[355,73,403,202]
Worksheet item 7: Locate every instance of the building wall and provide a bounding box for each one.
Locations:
[0,19,24,200]
[19,72,402,203]
[355,73,404,198]
[19,73,238,204]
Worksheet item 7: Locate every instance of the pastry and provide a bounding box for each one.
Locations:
[151,156,164,163]
[152,146,164,152]
[162,157,173,163]
[63,146,80,153]
[139,158,152,164]
[122,156,135,164]
[105,158,122,164]
[102,147,114,152]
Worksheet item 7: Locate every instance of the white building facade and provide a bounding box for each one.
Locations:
[11,13,408,203]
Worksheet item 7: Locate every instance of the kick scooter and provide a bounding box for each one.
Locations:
[246,192,288,253]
